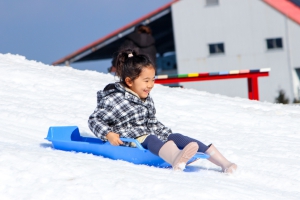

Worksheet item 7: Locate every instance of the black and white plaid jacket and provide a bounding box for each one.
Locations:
[88,83,172,142]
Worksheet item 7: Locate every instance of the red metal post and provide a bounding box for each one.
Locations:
[247,77,259,100]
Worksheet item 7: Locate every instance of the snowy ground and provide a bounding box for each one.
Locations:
[1,53,300,200]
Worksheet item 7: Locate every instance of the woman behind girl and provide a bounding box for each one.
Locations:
[88,49,237,173]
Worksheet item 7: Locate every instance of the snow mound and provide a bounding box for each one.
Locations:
[1,53,300,199]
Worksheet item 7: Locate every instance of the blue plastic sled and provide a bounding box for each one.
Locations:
[45,126,209,168]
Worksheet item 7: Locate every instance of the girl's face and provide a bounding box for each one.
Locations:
[126,66,155,99]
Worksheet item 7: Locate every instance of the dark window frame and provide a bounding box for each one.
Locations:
[295,68,300,81]
[208,43,225,55]
[266,38,283,50]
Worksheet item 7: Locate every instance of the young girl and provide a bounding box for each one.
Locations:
[88,49,237,173]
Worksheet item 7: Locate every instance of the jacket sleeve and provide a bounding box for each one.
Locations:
[88,97,116,141]
[148,115,172,138]
[147,98,172,140]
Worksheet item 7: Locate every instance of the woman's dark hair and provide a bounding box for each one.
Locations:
[136,25,152,35]
[115,49,155,85]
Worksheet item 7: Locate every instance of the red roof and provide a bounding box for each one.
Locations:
[263,0,300,25]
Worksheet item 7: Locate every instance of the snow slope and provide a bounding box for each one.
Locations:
[1,53,300,200]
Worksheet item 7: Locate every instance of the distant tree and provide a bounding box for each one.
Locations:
[275,89,289,104]
[293,98,300,104]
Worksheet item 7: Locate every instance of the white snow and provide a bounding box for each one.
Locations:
[1,53,300,199]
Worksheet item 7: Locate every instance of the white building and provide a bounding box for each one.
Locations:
[53,0,300,103]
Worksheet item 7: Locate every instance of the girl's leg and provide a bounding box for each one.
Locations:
[140,135,164,156]
[205,144,237,173]
[167,134,237,173]
[141,135,198,170]
[167,133,209,153]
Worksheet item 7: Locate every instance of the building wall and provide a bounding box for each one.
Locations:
[288,18,300,100]
[171,0,300,102]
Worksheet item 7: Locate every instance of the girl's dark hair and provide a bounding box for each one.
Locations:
[115,49,155,85]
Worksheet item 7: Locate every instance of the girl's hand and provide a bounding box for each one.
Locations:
[106,132,124,146]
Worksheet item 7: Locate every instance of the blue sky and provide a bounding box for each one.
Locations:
[0,0,172,73]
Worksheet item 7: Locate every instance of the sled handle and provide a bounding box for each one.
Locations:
[120,138,146,151]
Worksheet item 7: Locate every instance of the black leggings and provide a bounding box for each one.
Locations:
[140,133,209,156]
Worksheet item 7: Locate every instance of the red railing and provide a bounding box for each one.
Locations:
[155,69,270,100]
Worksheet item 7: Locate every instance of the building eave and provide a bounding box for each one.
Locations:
[52,0,179,66]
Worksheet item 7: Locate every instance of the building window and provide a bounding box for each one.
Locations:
[209,43,225,55]
[206,0,219,6]
[296,68,300,81]
[266,38,283,50]
[296,68,300,100]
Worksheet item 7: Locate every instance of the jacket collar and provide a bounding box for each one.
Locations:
[115,83,151,106]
